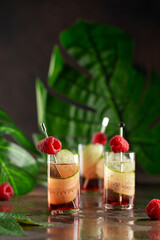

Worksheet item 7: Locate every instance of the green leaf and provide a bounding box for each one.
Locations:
[36,20,160,175]
[0,213,25,236]
[8,213,50,226]
[0,212,52,236]
[0,139,39,195]
[0,108,43,194]
[36,78,47,126]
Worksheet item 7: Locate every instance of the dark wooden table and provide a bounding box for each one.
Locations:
[0,185,160,240]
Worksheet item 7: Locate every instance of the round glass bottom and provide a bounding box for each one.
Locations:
[105,204,134,210]
[51,209,79,215]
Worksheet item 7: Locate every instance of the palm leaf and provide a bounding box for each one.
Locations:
[0,109,40,194]
[36,20,160,175]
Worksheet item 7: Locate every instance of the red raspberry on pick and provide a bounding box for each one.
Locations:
[146,199,160,220]
[110,135,129,153]
[0,182,14,201]
[37,136,62,155]
[92,132,108,146]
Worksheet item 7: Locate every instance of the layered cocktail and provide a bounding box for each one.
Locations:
[104,135,135,209]
[37,129,80,214]
[79,143,104,192]
[79,118,109,192]
[48,151,80,214]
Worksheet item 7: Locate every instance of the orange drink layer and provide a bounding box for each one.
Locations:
[48,163,79,204]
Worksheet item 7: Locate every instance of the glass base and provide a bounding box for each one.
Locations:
[105,204,134,210]
[51,209,79,215]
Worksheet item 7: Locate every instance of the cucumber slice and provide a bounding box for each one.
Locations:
[55,149,75,163]
[105,152,135,172]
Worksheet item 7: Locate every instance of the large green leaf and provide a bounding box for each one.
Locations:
[0,109,41,194]
[0,139,39,195]
[36,20,160,175]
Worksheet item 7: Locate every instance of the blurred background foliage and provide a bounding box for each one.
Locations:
[0,20,160,195]
[36,20,160,175]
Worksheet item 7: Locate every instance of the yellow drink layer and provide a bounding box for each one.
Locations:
[48,163,79,205]
[104,165,135,196]
[104,152,135,196]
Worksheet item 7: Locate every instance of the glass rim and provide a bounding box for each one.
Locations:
[104,151,135,161]
[78,143,104,146]
[105,151,135,154]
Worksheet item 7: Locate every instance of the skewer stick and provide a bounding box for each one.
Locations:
[40,123,61,176]
[118,122,125,172]
[101,117,109,133]
[40,123,76,208]
[118,122,125,204]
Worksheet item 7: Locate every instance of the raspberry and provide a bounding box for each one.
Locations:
[0,182,14,201]
[110,135,129,153]
[37,136,62,154]
[92,132,107,145]
[146,199,160,220]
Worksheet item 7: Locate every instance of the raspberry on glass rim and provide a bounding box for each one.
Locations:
[37,136,62,155]
[92,117,109,146]
[92,132,107,145]
[110,135,129,153]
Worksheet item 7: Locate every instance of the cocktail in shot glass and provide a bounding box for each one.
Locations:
[48,150,80,214]
[79,143,104,192]
[37,123,80,214]
[104,151,135,209]
[79,117,109,192]
[104,122,135,210]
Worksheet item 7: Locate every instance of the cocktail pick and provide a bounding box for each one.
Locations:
[40,123,58,163]
[40,123,61,177]
[118,122,125,171]
[118,122,125,138]
[40,123,48,138]
[101,117,109,133]
[118,122,125,204]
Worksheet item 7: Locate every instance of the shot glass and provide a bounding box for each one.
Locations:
[104,152,135,209]
[78,144,104,192]
[47,154,80,214]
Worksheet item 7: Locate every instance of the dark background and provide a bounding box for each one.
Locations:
[0,0,160,138]
[0,0,160,182]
